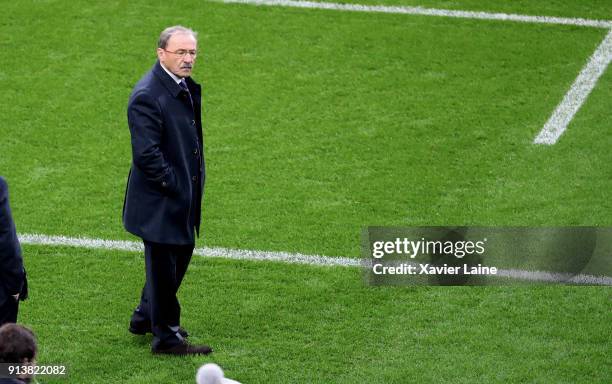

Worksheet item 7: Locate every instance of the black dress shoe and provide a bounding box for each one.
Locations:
[152,341,213,356]
[129,323,189,338]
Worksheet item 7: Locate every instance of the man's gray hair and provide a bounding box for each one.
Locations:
[158,26,197,49]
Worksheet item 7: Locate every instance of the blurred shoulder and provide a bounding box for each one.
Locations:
[0,179,7,204]
[0,176,7,195]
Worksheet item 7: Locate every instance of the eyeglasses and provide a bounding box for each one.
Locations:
[163,49,197,58]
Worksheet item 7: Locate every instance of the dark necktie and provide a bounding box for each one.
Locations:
[179,79,193,108]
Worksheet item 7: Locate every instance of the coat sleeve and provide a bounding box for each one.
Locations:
[0,177,24,296]
[127,91,178,193]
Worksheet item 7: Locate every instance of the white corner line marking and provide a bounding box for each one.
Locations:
[218,0,612,28]
[534,29,612,144]
[18,233,612,285]
[218,1,612,145]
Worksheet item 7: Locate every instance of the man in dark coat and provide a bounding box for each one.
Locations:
[123,26,210,355]
[0,177,27,326]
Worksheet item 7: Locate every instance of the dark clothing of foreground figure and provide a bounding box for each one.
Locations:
[0,177,27,326]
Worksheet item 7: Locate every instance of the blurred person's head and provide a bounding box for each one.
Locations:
[196,363,241,384]
[0,323,37,383]
[197,363,224,384]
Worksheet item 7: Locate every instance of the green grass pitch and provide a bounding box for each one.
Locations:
[0,0,610,383]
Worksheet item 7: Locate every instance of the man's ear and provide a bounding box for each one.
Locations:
[156,48,164,61]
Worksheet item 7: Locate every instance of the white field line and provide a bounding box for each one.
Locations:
[219,0,612,145]
[18,233,360,267]
[218,0,612,28]
[19,233,612,285]
[534,29,612,144]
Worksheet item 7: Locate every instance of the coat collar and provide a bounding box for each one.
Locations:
[152,60,201,98]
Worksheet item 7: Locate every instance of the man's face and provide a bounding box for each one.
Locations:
[157,33,197,78]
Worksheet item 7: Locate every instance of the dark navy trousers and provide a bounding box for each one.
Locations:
[131,240,194,348]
